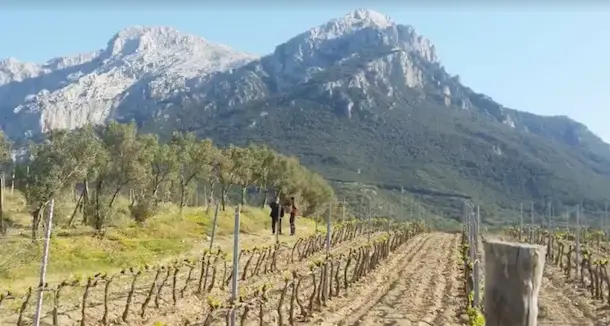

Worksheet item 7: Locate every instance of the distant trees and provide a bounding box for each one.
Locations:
[3,121,334,239]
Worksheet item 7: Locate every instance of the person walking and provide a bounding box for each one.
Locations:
[289,197,298,236]
[269,197,284,235]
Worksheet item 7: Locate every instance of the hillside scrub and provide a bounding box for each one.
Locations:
[0,122,335,240]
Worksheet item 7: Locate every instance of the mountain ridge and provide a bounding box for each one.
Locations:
[1,9,609,220]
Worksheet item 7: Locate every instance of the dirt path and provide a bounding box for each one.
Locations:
[310,232,464,326]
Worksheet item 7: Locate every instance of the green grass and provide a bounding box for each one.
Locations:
[0,189,320,293]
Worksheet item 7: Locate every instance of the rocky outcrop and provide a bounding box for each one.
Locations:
[0,8,602,156]
[0,26,257,138]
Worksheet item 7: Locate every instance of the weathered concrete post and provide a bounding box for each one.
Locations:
[483,239,545,326]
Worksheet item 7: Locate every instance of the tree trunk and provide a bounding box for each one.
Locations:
[81,179,90,223]
[221,184,228,211]
[203,184,208,208]
[483,240,546,326]
[31,204,44,240]
[261,190,268,208]
[241,187,247,206]
[108,182,122,208]
[68,192,84,227]
[179,183,187,214]
[206,181,216,213]
[93,179,104,232]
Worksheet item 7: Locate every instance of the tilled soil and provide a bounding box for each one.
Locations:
[538,264,607,326]
[310,232,465,326]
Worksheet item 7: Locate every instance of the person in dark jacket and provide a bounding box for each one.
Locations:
[289,197,298,236]
[269,197,284,235]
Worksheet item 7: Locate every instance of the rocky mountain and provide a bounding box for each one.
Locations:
[0,26,256,138]
[2,9,610,221]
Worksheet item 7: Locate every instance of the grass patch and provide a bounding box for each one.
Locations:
[0,190,318,293]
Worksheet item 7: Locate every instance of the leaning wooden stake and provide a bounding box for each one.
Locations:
[483,239,545,326]
[33,199,55,326]
[229,205,241,326]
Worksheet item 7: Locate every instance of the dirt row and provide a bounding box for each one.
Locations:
[306,232,465,326]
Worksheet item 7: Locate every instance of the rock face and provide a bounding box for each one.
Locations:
[2,9,610,211]
[0,26,256,138]
[0,9,591,145]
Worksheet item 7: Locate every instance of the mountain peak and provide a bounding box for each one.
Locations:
[341,9,394,28]
[105,25,208,57]
[305,8,395,41]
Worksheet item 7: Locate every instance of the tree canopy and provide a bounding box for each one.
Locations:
[1,122,335,238]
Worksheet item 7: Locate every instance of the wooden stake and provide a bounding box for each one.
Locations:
[229,205,240,326]
[483,239,545,326]
[34,199,55,326]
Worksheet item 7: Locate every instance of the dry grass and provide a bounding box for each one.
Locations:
[0,189,322,294]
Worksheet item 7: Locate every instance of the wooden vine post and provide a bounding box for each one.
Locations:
[229,205,241,326]
[33,199,55,326]
[0,174,4,235]
[575,205,581,279]
[208,203,219,251]
[367,198,372,243]
[472,205,481,307]
[324,203,332,298]
[483,239,545,326]
[519,202,523,241]
[530,202,535,243]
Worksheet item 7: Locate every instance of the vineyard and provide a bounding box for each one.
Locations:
[0,216,434,326]
[6,206,610,325]
[2,124,610,325]
[502,225,610,325]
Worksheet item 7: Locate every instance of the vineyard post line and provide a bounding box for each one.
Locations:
[0,174,5,235]
[474,205,481,307]
[208,203,220,251]
[529,202,534,244]
[602,202,608,241]
[33,198,55,326]
[203,203,220,288]
[324,202,332,298]
[229,205,240,326]
[576,204,581,279]
[387,204,392,232]
[519,202,523,242]
[275,200,281,244]
[326,203,332,254]
[468,204,481,307]
[10,170,14,195]
[367,197,372,243]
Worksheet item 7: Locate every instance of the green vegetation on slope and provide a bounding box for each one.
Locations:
[163,83,610,224]
[0,121,341,291]
[0,121,335,239]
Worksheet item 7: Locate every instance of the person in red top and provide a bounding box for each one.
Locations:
[289,197,298,236]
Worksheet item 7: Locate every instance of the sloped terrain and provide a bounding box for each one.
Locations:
[2,9,610,221]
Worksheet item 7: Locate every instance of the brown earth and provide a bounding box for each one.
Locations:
[306,232,466,326]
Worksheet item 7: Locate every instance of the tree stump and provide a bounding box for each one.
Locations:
[483,239,546,326]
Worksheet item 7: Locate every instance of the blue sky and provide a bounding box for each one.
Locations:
[1,4,609,141]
